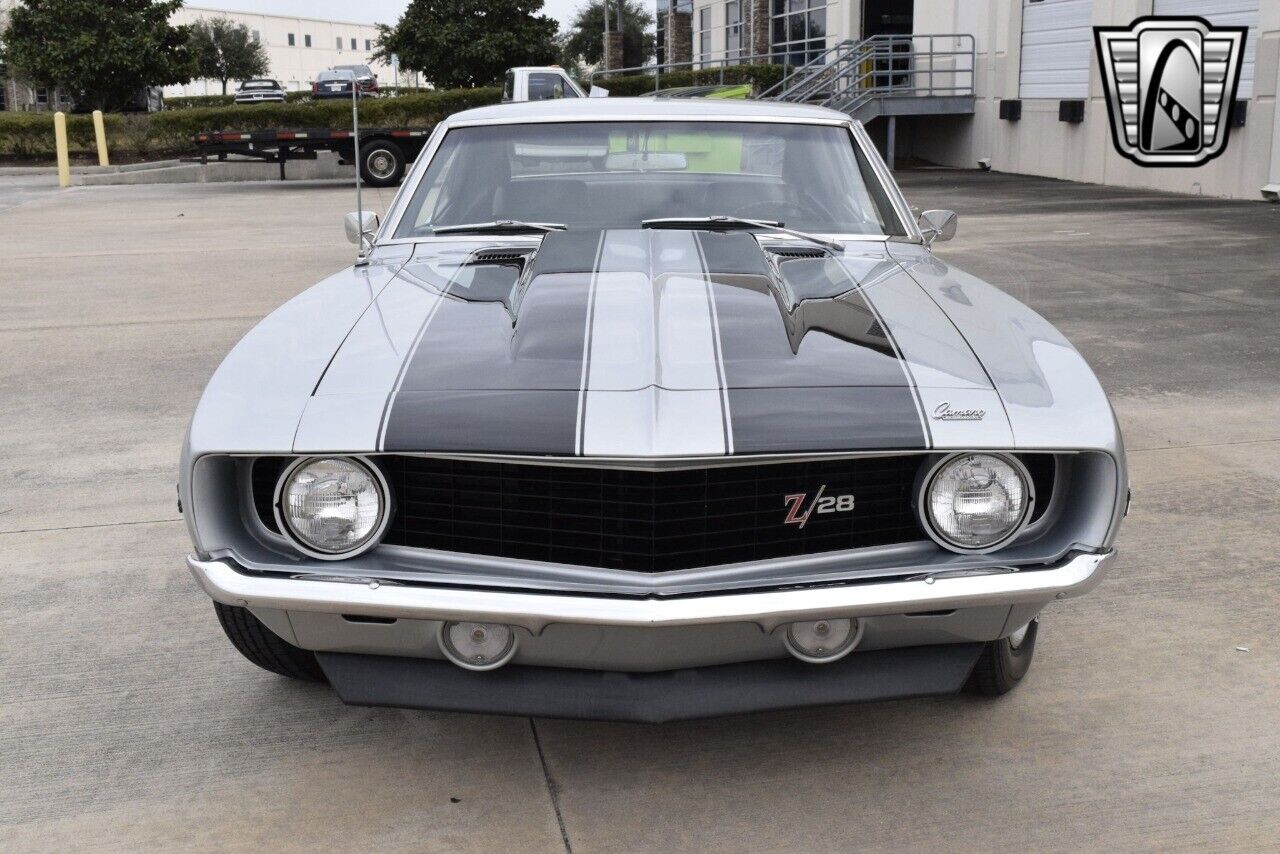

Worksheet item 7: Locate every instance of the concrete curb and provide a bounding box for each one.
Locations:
[1,160,183,177]
[69,152,351,186]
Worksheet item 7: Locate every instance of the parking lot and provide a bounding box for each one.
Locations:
[2,169,1278,850]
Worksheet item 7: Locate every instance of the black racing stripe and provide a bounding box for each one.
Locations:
[382,230,604,453]
[696,231,927,452]
[385,391,582,454]
[725,388,926,453]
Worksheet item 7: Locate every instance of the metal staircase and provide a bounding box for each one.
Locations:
[759,34,976,167]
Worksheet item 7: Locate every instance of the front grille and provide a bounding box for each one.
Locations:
[379,455,926,572]
[249,453,1059,572]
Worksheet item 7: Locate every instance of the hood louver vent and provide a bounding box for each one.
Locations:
[470,249,532,265]
[767,246,829,260]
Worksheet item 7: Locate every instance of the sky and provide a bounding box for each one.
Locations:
[188,0,585,29]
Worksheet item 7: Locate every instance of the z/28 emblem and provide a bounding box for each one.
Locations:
[783,486,856,529]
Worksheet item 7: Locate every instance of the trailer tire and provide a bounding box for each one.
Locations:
[360,139,406,187]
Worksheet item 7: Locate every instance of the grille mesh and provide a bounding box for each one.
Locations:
[379,455,926,572]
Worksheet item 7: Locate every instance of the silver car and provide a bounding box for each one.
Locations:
[181,99,1127,722]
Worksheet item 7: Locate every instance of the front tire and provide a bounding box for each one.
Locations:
[359,139,406,187]
[214,602,325,682]
[968,618,1038,696]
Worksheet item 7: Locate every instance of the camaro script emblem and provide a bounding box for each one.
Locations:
[933,402,985,422]
[783,486,855,529]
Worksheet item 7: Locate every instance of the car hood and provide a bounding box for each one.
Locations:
[189,230,1112,458]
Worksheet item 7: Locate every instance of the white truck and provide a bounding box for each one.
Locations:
[502,67,592,102]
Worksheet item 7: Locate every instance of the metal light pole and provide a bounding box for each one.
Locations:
[352,76,364,251]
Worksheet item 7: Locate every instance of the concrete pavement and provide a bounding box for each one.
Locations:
[2,172,1278,850]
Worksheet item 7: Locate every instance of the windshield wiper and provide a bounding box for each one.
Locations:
[640,215,844,253]
[431,220,567,235]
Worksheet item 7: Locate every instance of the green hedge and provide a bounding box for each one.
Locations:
[0,69,795,161]
[166,88,440,110]
[595,63,791,97]
[0,87,502,159]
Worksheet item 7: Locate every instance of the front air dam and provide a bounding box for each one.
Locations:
[316,643,985,723]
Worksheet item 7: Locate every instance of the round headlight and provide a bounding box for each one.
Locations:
[276,457,389,559]
[921,453,1033,553]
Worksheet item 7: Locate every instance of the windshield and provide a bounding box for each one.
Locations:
[392,121,905,239]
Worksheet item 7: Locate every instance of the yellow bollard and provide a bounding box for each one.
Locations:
[54,111,71,188]
[92,110,109,167]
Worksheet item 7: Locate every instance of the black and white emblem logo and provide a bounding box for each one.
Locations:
[1095,17,1247,167]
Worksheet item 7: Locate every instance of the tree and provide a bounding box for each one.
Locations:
[189,16,269,95]
[561,0,655,71]
[374,0,559,89]
[1,0,193,111]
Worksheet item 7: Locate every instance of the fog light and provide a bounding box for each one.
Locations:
[784,618,862,664]
[438,621,518,671]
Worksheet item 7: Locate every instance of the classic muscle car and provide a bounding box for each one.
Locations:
[181,99,1127,722]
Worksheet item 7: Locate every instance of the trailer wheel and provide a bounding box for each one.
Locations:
[360,139,406,187]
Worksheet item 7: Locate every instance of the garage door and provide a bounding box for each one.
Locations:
[1019,0,1093,99]
[1154,0,1260,99]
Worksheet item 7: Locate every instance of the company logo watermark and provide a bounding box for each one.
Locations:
[1095,17,1247,167]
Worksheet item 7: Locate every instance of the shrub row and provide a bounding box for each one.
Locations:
[166,87,456,110]
[0,87,502,159]
[0,66,790,161]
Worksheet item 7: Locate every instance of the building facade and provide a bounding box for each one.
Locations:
[661,0,1278,200]
[169,5,394,96]
[0,1,397,110]
[906,0,1276,200]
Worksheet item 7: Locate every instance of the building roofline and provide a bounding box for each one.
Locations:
[181,5,387,29]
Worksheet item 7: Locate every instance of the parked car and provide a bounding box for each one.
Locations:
[311,70,361,100]
[234,79,286,104]
[332,63,378,95]
[182,99,1127,722]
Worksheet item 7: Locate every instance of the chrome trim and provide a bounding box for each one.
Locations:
[272,456,393,561]
[233,448,1078,472]
[189,549,1114,634]
[916,452,1036,555]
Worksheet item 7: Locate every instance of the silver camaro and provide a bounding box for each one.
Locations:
[181,99,1127,722]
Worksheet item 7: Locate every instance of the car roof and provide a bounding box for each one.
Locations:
[448,97,852,124]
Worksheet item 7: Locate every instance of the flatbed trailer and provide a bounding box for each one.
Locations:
[194,127,435,187]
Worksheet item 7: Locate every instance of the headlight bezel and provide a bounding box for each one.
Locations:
[273,455,392,560]
[917,452,1035,555]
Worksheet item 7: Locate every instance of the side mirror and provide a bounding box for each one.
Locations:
[345,211,379,246]
[918,209,958,246]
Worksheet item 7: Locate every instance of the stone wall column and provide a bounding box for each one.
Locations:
[667,9,693,66]
[604,31,626,70]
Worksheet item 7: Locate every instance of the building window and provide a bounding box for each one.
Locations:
[770,0,828,66]
[725,1,742,62]
[337,36,344,49]
[351,38,357,50]
[36,87,49,106]
[365,39,373,51]
[252,29,260,42]
[287,33,295,46]
[304,34,312,48]
[697,7,712,62]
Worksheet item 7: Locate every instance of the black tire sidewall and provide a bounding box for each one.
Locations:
[997,618,1038,684]
[360,140,405,187]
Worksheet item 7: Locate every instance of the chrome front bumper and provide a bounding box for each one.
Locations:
[188,549,1114,634]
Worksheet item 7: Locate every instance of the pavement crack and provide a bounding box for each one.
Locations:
[0,518,182,536]
[529,718,572,853]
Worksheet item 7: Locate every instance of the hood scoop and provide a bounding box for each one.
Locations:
[764,245,830,261]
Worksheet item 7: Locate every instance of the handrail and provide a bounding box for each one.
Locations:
[762,33,976,119]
